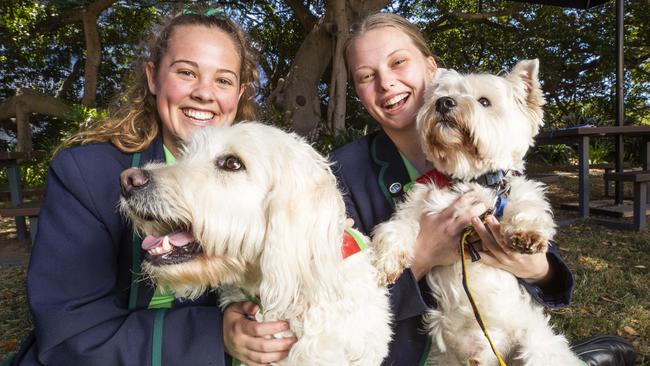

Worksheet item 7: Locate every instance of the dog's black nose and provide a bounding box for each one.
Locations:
[120,168,151,198]
[435,97,457,114]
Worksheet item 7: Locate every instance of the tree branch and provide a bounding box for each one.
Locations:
[451,4,522,21]
[35,0,117,33]
[283,0,318,30]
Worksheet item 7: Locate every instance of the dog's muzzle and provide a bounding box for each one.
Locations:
[120,168,151,198]
[435,96,457,115]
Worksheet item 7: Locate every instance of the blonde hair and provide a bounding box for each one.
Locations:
[63,12,259,153]
[344,12,436,75]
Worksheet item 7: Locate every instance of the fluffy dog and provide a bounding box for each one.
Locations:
[372,60,582,365]
[119,122,391,365]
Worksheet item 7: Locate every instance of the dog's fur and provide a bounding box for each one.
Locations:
[120,122,391,366]
[372,60,583,365]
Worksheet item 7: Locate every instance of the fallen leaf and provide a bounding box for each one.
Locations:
[0,339,17,351]
[623,326,639,336]
[600,295,623,304]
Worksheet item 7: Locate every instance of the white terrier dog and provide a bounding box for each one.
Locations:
[372,60,582,366]
[120,122,391,366]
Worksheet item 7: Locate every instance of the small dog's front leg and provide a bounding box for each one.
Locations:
[371,185,431,286]
[372,217,419,286]
[499,178,556,254]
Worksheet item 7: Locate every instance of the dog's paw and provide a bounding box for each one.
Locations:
[374,250,410,286]
[505,230,548,254]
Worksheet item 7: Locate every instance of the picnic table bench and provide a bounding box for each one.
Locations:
[0,201,41,242]
[0,150,46,242]
[602,170,650,231]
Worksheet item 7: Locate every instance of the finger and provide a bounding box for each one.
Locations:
[243,349,292,366]
[240,300,260,317]
[247,336,296,354]
[451,202,487,233]
[485,215,508,251]
[486,215,513,258]
[452,192,479,210]
[345,217,355,228]
[468,202,488,218]
[471,216,494,247]
[244,319,291,338]
[472,216,504,256]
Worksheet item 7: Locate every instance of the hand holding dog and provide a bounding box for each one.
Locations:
[411,192,488,280]
[472,215,553,286]
[223,301,296,366]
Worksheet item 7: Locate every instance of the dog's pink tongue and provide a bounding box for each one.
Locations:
[141,231,194,250]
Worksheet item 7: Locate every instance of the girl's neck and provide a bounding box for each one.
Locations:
[384,127,432,174]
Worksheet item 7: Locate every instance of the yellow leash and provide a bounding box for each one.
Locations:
[460,223,507,366]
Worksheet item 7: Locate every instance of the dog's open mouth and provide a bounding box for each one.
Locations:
[141,231,203,266]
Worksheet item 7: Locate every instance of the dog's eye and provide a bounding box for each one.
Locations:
[216,155,245,171]
[478,97,491,107]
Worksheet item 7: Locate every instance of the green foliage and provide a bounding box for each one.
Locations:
[588,138,614,165]
[0,0,649,163]
[312,123,374,156]
[414,0,648,131]
[527,143,576,165]
[63,103,107,133]
[0,104,106,190]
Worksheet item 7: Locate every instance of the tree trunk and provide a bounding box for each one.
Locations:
[81,10,102,107]
[271,18,333,136]
[34,0,117,106]
[274,0,389,136]
[326,0,349,132]
[15,102,33,152]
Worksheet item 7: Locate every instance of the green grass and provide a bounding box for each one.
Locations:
[0,167,648,364]
[550,222,649,365]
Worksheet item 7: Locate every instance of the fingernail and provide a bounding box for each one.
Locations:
[471,217,480,225]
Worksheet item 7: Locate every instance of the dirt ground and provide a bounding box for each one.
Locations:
[0,217,31,268]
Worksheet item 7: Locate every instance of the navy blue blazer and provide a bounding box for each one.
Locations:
[18,136,227,365]
[330,130,574,366]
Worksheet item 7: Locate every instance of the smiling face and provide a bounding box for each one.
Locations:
[146,24,244,156]
[347,26,436,134]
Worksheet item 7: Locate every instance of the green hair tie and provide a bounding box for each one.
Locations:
[182,8,221,16]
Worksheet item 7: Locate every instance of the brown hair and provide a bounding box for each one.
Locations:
[344,12,436,76]
[63,12,259,153]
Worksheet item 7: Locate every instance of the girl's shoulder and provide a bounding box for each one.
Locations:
[330,132,377,164]
[52,142,131,171]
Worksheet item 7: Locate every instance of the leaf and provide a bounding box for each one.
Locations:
[634,265,646,269]
[622,326,639,336]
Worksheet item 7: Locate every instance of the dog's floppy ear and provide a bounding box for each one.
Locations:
[259,133,345,315]
[507,59,545,134]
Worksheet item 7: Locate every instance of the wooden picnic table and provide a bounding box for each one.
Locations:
[0,150,46,242]
[535,125,650,221]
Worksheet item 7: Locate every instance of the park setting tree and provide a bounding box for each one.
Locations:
[0,0,649,363]
[0,0,648,158]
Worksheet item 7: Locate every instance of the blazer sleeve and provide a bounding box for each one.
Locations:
[27,148,227,366]
[519,242,574,308]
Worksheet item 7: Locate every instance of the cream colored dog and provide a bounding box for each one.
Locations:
[120,122,391,366]
[372,60,582,366]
